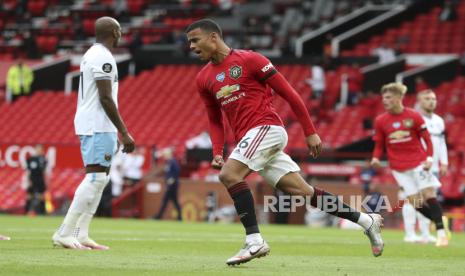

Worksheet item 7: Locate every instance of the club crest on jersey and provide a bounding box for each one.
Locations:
[102,63,112,73]
[393,122,401,129]
[216,72,225,82]
[403,119,413,128]
[229,65,242,79]
[216,84,240,99]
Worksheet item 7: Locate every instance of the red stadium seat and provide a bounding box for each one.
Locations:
[344,1,465,55]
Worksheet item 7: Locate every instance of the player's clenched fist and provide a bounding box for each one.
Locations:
[371,158,381,169]
[121,132,135,153]
[306,134,322,158]
[211,155,225,170]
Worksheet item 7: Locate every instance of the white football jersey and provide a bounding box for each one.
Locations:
[422,113,448,173]
[74,43,118,135]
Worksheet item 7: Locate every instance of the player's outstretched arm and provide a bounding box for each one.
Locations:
[96,79,135,153]
[266,72,321,158]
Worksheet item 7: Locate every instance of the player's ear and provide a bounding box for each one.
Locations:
[211,32,218,42]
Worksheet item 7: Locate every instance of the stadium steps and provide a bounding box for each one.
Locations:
[341,3,465,56]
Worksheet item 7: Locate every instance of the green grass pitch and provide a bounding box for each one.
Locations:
[1,215,464,275]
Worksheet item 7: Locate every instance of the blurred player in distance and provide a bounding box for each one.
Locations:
[187,18,384,266]
[371,83,449,247]
[417,89,448,178]
[402,89,450,243]
[52,16,135,250]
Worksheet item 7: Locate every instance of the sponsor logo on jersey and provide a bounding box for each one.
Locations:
[261,62,274,73]
[216,84,240,99]
[221,92,245,106]
[229,65,242,79]
[393,122,401,129]
[403,119,413,128]
[388,130,410,140]
[216,72,225,82]
[102,63,112,73]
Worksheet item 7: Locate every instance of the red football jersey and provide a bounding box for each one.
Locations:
[373,107,430,171]
[196,50,284,154]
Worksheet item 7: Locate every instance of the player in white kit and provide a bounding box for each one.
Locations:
[402,89,450,243]
[52,17,135,249]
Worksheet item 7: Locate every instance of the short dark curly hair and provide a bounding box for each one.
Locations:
[185,19,223,38]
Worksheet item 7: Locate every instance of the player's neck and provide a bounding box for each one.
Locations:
[389,105,404,114]
[420,109,433,117]
[96,40,113,52]
[210,43,231,64]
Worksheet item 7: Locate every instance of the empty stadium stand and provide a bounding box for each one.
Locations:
[342,3,465,56]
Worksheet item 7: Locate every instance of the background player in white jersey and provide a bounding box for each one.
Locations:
[52,17,135,250]
[402,89,449,243]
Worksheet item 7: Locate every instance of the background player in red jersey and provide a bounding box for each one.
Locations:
[186,19,384,266]
[371,83,449,247]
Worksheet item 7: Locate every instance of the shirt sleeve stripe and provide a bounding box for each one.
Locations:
[260,69,277,82]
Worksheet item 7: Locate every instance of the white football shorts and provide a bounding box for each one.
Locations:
[229,125,300,186]
[392,164,441,197]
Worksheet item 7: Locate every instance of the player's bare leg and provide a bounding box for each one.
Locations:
[277,172,384,257]
[0,235,11,241]
[219,159,270,266]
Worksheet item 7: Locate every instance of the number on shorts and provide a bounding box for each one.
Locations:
[419,170,429,181]
[239,137,251,149]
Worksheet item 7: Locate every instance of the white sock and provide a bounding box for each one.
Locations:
[402,203,417,237]
[75,213,93,239]
[75,173,108,239]
[417,211,431,238]
[57,174,94,237]
[57,211,81,237]
[437,229,446,239]
[246,233,263,244]
[357,213,373,230]
[57,173,107,237]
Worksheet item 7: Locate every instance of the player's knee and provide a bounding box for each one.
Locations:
[307,185,315,197]
[218,170,241,187]
[407,194,420,206]
[296,183,314,197]
[421,188,436,200]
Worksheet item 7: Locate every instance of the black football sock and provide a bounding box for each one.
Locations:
[227,181,259,235]
[416,204,433,220]
[426,198,444,230]
[310,187,361,223]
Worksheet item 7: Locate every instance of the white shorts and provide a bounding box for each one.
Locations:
[392,165,441,197]
[229,125,300,187]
